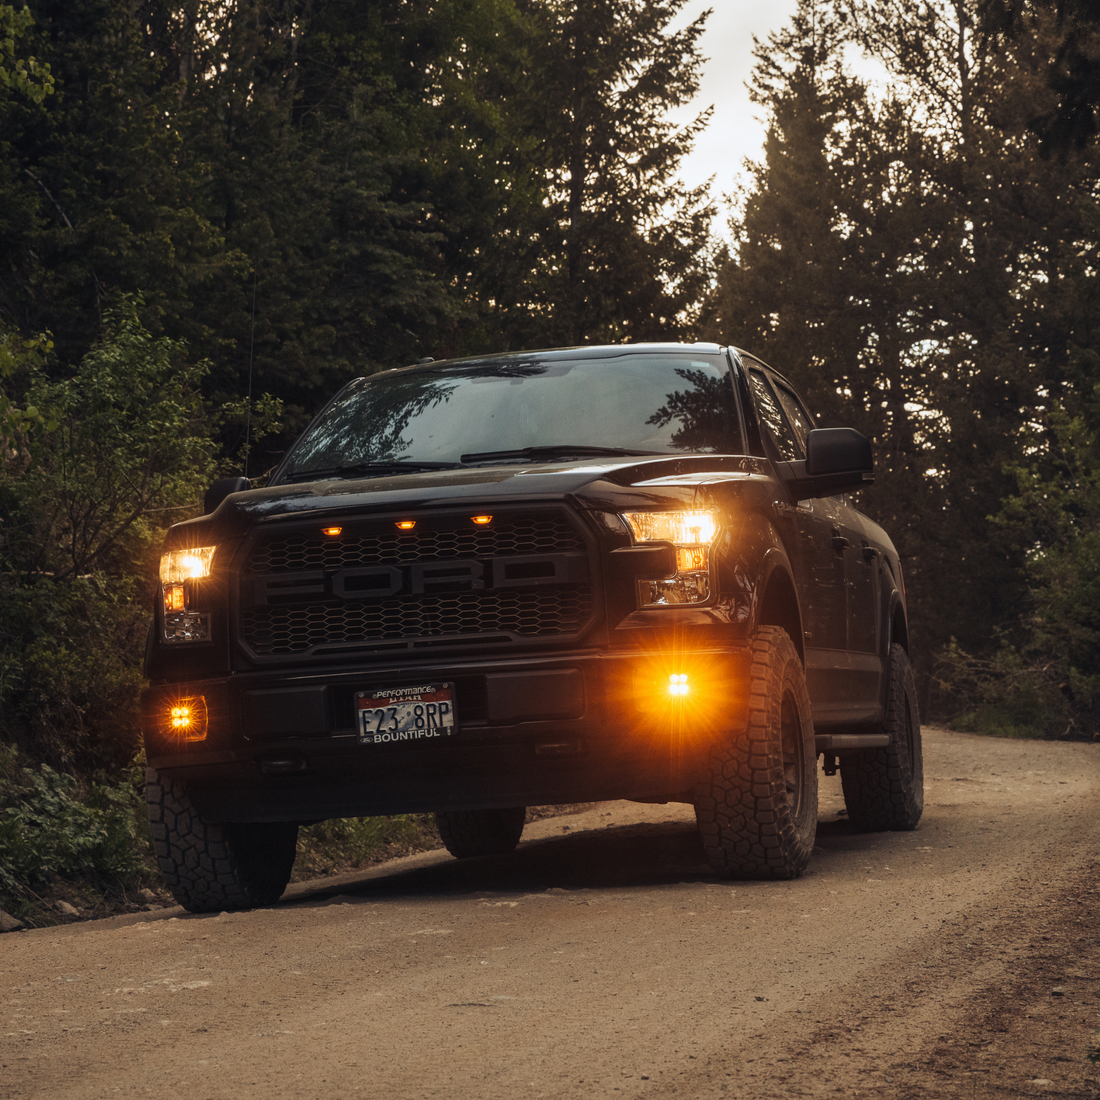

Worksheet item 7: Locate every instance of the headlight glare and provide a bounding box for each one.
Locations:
[623,510,717,546]
[621,510,718,608]
[159,546,217,585]
[159,546,217,643]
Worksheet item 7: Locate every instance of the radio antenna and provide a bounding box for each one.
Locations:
[245,267,257,478]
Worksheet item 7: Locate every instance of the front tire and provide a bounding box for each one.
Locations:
[146,768,298,913]
[694,627,818,879]
[434,807,526,859]
[840,643,924,831]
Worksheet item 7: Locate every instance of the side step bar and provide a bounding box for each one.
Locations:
[815,733,890,753]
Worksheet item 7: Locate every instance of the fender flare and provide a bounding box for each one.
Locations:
[751,546,805,664]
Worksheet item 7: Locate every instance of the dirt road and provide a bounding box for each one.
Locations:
[3,728,1100,1100]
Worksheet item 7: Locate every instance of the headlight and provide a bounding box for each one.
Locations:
[160,546,217,586]
[159,546,217,643]
[622,510,718,607]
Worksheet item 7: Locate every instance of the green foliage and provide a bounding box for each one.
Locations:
[293,815,441,879]
[0,299,229,772]
[938,384,1100,739]
[496,0,714,348]
[0,743,147,912]
[981,0,1100,154]
[0,4,53,102]
[0,575,149,770]
[1,0,715,463]
[5,297,216,580]
[935,638,1075,739]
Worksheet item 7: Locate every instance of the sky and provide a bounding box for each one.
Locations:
[668,1,800,229]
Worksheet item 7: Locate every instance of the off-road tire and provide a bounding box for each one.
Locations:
[434,807,526,859]
[694,626,818,879]
[840,643,924,831]
[146,767,298,913]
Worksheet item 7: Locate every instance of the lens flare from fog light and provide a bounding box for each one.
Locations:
[167,697,208,742]
[668,673,690,697]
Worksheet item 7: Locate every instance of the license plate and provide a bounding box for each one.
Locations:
[356,683,456,744]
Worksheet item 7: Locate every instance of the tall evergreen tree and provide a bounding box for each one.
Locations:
[707,0,1100,683]
[497,0,715,348]
[0,0,236,362]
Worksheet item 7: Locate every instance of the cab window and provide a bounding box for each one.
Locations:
[746,368,800,462]
[773,381,815,455]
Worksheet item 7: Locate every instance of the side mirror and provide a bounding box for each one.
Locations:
[806,428,874,477]
[778,428,874,500]
[204,476,251,515]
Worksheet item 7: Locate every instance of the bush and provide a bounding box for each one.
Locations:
[0,301,218,773]
[935,386,1100,741]
[935,638,1083,740]
[0,744,150,914]
[293,815,442,880]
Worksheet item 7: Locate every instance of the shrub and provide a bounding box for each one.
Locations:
[0,744,149,912]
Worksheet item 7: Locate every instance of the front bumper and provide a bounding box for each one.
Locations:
[141,646,750,822]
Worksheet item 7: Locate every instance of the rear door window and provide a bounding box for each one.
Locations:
[746,367,800,462]
[773,381,815,456]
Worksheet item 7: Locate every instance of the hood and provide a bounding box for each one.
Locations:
[164,454,765,547]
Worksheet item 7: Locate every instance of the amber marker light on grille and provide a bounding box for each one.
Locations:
[167,696,208,742]
[321,526,343,537]
[471,515,493,525]
[395,520,416,530]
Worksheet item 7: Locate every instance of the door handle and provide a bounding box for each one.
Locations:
[831,530,850,552]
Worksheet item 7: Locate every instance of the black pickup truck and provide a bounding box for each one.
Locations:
[142,343,922,911]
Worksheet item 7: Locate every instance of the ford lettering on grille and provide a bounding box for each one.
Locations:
[244,552,589,607]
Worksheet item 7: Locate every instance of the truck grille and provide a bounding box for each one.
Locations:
[245,514,584,572]
[237,510,595,658]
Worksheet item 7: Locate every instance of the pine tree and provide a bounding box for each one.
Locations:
[498,0,715,348]
[707,0,1100,684]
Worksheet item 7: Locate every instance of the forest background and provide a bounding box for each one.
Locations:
[1,0,1098,918]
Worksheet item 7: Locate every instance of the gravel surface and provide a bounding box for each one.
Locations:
[2,728,1099,1099]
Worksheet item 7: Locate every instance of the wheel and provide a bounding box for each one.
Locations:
[434,807,526,859]
[840,643,924,831]
[145,768,298,913]
[693,626,818,879]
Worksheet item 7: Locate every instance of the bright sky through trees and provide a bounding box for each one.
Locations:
[670,1,892,228]
[669,2,800,205]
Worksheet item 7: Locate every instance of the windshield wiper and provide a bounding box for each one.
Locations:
[283,460,464,483]
[460,445,665,464]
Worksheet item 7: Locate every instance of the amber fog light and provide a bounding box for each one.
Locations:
[167,697,208,742]
[634,668,696,708]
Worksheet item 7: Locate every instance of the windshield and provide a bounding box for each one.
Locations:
[278,351,744,480]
